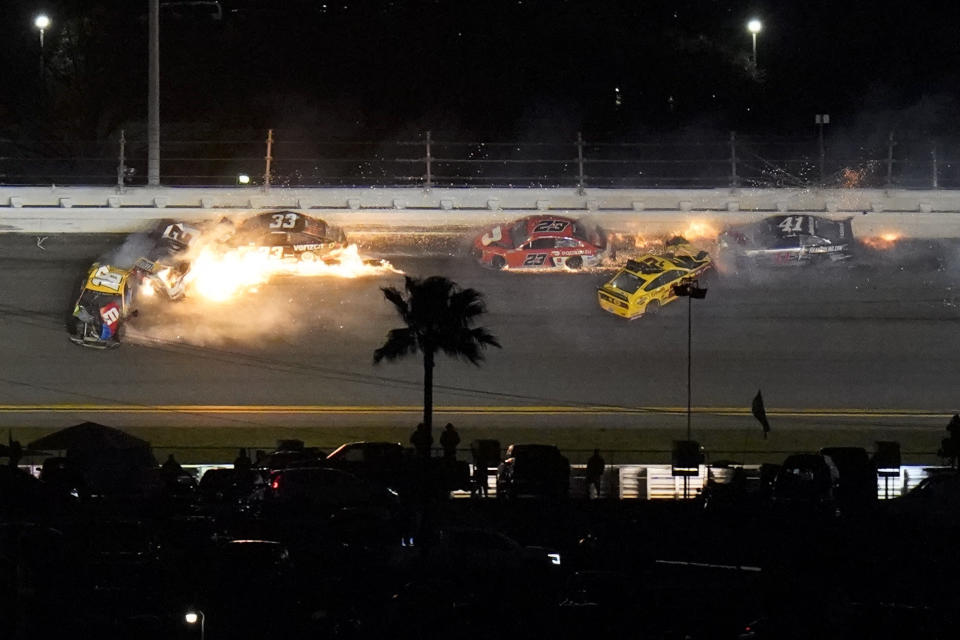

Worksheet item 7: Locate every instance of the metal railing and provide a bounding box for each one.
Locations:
[1,130,957,189]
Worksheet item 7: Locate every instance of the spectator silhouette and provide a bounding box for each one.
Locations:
[439,423,460,459]
[586,448,605,499]
[7,439,23,468]
[410,423,433,458]
[234,447,252,470]
[472,460,489,498]
[162,454,183,475]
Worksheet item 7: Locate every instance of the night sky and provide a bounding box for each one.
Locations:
[1,0,958,141]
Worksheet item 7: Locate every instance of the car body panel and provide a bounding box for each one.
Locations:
[718,215,854,266]
[597,240,712,319]
[68,264,136,348]
[472,215,609,270]
[234,211,347,262]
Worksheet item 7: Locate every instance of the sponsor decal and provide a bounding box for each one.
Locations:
[533,220,569,233]
[99,302,121,339]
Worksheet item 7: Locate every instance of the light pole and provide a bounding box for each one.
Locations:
[747,19,762,69]
[815,114,830,183]
[34,14,50,85]
[673,279,707,499]
[185,609,205,640]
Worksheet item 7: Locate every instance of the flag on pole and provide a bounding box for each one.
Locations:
[752,390,770,438]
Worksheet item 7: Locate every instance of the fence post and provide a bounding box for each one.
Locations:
[264,129,274,192]
[116,129,126,193]
[576,132,585,195]
[729,131,739,188]
[424,130,432,192]
[885,131,895,188]
[931,141,939,189]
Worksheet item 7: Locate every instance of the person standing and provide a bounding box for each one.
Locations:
[410,423,433,458]
[439,423,460,459]
[585,448,605,499]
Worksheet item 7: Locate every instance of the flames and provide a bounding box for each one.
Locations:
[183,244,401,302]
[672,220,718,242]
[862,233,901,250]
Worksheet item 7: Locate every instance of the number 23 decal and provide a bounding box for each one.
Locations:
[523,253,547,266]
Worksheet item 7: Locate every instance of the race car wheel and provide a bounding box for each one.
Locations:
[301,251,316,262]
[644,300,660,317]
[566,256,583,270]
[491,255,506,270]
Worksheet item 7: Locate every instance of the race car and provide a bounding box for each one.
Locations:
[472,215,610,270]
[717,215,854,267]
[597,239,713,319]
[133,219,206,300]
[232,211,347,262]
[67,263,137,348]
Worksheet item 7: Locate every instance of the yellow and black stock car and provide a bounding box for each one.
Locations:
[597,241,713,319]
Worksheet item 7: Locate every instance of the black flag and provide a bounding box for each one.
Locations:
[752,390,770,438]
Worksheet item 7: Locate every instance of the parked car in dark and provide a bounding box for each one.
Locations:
[772,453,837,515]
[496,443,570,499]
[819,446,877,511]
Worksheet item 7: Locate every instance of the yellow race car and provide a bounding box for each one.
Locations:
[597,239,713,319]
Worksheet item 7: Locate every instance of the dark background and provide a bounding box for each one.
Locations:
[1,0,958,142]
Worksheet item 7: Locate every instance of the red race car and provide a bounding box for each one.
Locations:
[472,215,610,270]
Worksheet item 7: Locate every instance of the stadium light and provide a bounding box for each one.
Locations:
[237,173,251,185]
[185,609,205,639]
[34,14,51,84]
[747,19,762,68]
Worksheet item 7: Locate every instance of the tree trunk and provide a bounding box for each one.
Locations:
[423,348,435,441]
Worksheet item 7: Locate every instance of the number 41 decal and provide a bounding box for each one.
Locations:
[777,216,807,233]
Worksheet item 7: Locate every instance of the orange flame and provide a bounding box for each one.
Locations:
[862,233,901,250]
[671,220,718,242]
[184,244,401,302]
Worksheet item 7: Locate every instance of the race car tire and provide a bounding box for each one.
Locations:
[301,251,316,262]
[491,255,506,270]
[644,300,661,317]
[566,256,583,270]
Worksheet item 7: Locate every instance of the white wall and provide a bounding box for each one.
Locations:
[2,185,960,236]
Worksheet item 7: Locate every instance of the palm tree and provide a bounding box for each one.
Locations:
[374,276,501,444]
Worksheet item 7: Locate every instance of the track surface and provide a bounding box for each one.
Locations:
[1,233,959,456]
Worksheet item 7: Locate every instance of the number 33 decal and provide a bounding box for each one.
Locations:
[269,212,299,229]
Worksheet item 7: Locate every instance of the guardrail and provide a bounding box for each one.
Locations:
[2,130,957,189]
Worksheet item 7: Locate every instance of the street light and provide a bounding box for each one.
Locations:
[747,19,762,69]
[672,279,708,499]
[34,14,50,84]
[185,609,205,639]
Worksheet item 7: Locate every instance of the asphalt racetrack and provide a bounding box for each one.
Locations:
[1,232,959,462]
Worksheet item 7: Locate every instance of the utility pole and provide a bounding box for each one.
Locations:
[148,0,160,186]
[264,129,273,192]
[815,114,830,184]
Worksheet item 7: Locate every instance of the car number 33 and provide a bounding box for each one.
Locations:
[269,212,300,229]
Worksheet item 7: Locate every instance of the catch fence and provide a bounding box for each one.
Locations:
[1,130,957,190]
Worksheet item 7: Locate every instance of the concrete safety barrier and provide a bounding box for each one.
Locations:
[2,185,960,237]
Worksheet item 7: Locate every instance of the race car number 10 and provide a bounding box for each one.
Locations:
[91,268,123,291]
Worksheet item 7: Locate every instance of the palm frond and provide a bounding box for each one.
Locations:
[373,328,418,363]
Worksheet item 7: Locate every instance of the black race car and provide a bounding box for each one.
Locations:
[718,215,854,267]
[232,211,347,263]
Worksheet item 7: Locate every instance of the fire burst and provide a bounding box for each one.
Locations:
[185,244,402,302]
[862,233,901,250]
[672,220,718,242]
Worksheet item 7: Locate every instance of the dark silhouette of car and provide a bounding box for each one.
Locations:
[496,444,570,499]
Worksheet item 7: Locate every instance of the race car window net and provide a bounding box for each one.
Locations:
[610,271,643,294]
[510,220,528,248]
